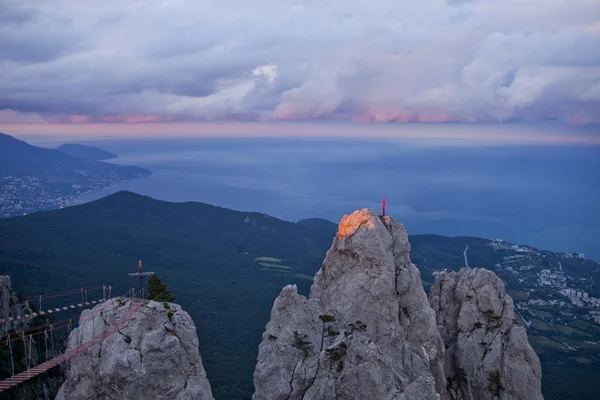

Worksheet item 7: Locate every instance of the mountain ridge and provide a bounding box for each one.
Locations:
[0,133,151,217]
[56,143,118,161]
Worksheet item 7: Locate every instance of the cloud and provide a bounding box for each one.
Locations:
[0,0,598,124]
[0,109,47,124]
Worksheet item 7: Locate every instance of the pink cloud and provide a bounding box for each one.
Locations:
[565,110,600,125]
[44,114,184,124]
[0,109,48,124]
[351,107,475,124]
[15,109,598,126]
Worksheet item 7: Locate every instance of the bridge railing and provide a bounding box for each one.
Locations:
[0,297,143,393]
[0,285,149,393]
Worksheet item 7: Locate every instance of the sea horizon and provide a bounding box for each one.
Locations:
[6,124,596,261]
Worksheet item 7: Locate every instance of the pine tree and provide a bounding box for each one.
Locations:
[147,274,176,302]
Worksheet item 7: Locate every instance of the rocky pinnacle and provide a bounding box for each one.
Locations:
[56,298,214,400]
[429,268,543,400]
[253,208,543,400]
[253,209,445,400]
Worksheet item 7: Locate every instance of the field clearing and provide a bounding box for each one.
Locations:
[530,308,553,318]
[555,324,590,337]
[260,267,291,274]
[570,320,600,333]
[531,318,553,331]
[255,256,282,263]
[258,262,292,270]
[507,289,528,301]
[529,335,564,351]
[571,356,593,364]
[562,337,600,350]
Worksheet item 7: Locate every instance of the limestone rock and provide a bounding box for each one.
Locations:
[253,209,446,400]
[0,275,63,399]
[0,275,32,336]
[429,268,543,400]
[56,298,214,400]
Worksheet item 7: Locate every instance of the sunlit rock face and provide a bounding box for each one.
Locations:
[429,268,543,400]
[253,209,446,400]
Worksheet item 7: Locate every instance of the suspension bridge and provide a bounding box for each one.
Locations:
[0,285,108,325]
[0,285,146,393]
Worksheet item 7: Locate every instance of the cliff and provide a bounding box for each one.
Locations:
[0,275,32,336]
[56,298,214,400]
[429,268,543,400]
[253,209,445,400]
[253,209,543,400]
[0,275,63,400]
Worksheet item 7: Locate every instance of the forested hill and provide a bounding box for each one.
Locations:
[56,143,118,161]
[0,132,79,176]
[0,191,335,399]
[0,191,598,399]
[0,190,334,294]
[0,133,151,217]
[0,133,143,177]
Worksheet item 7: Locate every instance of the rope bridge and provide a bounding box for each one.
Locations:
[0,285,109,324]
[0,286,146,393]
[0,300,142,392]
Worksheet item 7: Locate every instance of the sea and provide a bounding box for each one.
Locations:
[27,123,600,261]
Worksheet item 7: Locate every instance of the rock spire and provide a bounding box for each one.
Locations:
[253,209,445,400]
[253,208,543,400]
[56,298,214,400]
[429,268,543,400]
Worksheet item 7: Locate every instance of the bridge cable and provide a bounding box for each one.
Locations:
[37,330,41,365]
[21,332,25,362]
[27,334,34,378]
[44,331,48,362]
[7,334,14,381]
[21,333,27,376]
[50,325,55,357]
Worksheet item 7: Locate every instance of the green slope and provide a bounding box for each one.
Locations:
[0,191,332,399]
[1,192,598,399]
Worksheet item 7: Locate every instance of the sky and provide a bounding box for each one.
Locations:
[0,0,599,129]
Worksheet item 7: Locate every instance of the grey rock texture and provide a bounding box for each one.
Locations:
[0,275,32,336]
[429,268,543,400]
[56,298,214,400]
[0,275,61,399]
[253,209,445,400]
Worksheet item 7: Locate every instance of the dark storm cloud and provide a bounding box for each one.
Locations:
[0,0,598,124]
[0,1,88,63]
